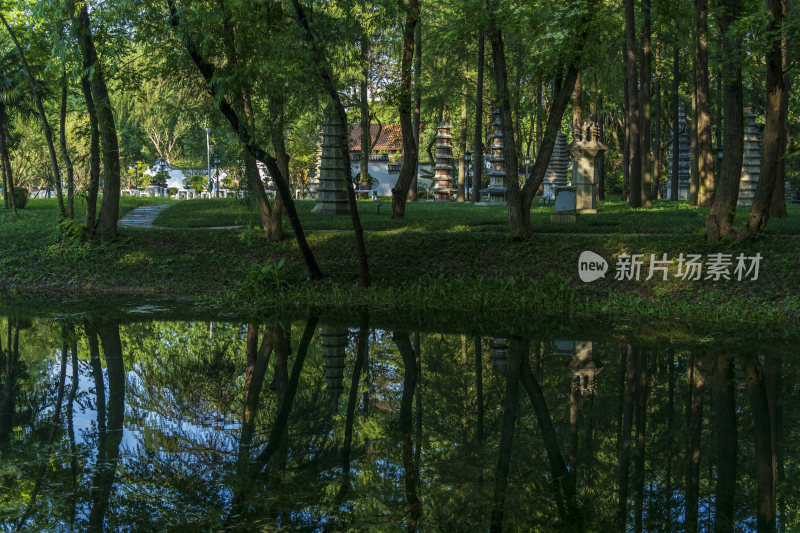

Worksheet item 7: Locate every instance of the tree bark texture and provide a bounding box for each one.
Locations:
[695,0,715,207]
[625,0,641,208]
[671,41,680,201]
[472,28,485,204]
[686,352,705,533]
[80,75,101,228]
[640,0,654,208]
[709,354,737,533]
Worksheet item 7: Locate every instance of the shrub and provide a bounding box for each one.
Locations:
[168,187,178,196]
[13,187,28,209]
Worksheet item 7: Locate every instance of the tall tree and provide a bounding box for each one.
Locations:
[69,1,121,240]
[1,13,66,218]
[706,0,744,241]
[670,37,680,201]
[625,0,641,208]
[390,0,420,218]
[695,0,715,207]
[640,0,653,208]
[747,0,788,233]
[471,25,485,204]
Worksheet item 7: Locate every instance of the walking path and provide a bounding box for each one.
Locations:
[118,204,172,228]
[117,204,800,237]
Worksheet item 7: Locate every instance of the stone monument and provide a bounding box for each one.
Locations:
[432,121,455,200]
[667,104,691,200]
[321,327,349,406]
[543,132,569,198]
[481,109,509,204]
[551,186,577,223]
[737,108,762,207]
[569,121,605,213]
[313,103,350,215]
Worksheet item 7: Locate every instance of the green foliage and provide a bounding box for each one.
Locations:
[183,174,207,194]
[240,259,289,301]
[13,187,27,209]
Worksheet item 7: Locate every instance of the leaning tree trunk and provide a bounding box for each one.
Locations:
[410,22,421,201]
[80,75,101,228]
[60,69,75,219]
[706,0,744,241]
[1,13,66,219]
[71,2,121,241]
[747,0,786,234]
[695,0,715,207]
[625,0,641,208]
[360,35,371,192]
[390,0,420,218]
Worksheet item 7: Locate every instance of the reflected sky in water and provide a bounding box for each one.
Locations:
[0,312,796,532]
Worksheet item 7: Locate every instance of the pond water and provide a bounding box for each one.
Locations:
[0,308,795,531]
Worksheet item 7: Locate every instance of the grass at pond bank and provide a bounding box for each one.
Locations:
[2,198,799,338]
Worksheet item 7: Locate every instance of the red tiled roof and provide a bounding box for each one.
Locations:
[349,124,403,152]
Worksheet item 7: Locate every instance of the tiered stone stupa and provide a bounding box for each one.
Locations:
[737,108,762,207]
[307,128,323,198]
[321,327,349,406]
[667,104,691,200]
[313,103,349,215]
[482,109,508,204]
[432,121,455,200]
[543,132,569,198]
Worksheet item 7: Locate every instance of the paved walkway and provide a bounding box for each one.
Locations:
[118,204,172,228]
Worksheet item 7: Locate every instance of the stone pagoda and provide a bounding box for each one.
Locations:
[568,121,605,213]
[313,103,350,215]
[432,121,455,200]
[568,341,602,396]
[543,132,569,198]
[321,327,349,407]
[482,109,508,204]
[737,108,762,207]
[667,104,691,200]
[307,128,323,198]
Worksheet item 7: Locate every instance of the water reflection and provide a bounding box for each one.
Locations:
[0,313,793,531]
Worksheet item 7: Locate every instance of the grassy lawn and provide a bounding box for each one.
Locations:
[152,196,800,236]
[2,196,799,337]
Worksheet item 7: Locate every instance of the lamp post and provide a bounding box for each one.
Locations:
[213,153,221,198]
[205,127,211,197]
[464,151,472,201]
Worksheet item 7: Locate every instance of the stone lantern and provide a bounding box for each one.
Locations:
[313,103,350,215]
[568,121,605,213]
[432,121,455,200]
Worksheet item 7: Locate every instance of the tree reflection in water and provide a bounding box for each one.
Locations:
[0,312,794,531]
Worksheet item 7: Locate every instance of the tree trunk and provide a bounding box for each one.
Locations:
[654,71,662,200]
[747,0,786,233]
[360,35,371,192]
[770,17,788,220]
[472,28,485,204]
[640,0,654,208]
[573,70,582,135]
[695,0,715,207]
[71,2,121,240]
[598,95,606,201]
[671,41,680,201]
[706,0,744,241]
[742,355,777,533]
[410,20,421,201]
[457,76,468,201]
[686,352,705,533]
[59,69,75,219]
[80,75,100,228]
[244,152,282,240]
[616,346,636,532]
[625,0,641,208]
[665,350,675,529]
[395,332,421,530]
[709,353,737,533]
[633,348,648,532]
[1,13,66,219]
[690,63,699,206]
[342,314,369,480]
[490,338,522,532]
[0,105,17,216]
[391,0,420,218]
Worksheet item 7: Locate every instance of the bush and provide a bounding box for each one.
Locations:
[13,187,28,209]
[168,187,178,196]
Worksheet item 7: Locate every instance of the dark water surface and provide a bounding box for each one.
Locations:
[0,307,796,532]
